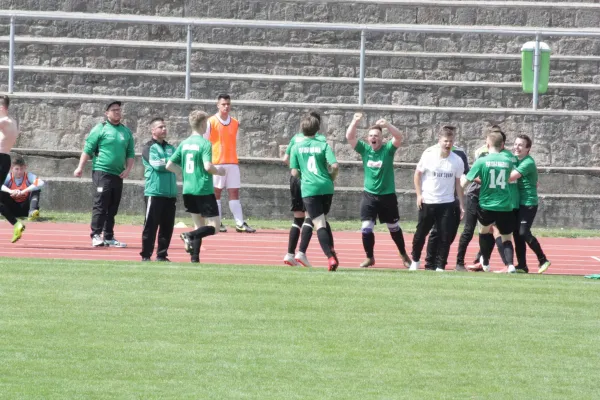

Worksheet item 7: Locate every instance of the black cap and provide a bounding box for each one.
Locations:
[105,100,122,111]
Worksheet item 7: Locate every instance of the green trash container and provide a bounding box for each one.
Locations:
[521,41,551,94]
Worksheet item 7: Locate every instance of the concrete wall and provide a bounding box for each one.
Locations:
[7,99,600,166]
[41,178,600,229]
[0,1,600,166]
[15,150,600,195]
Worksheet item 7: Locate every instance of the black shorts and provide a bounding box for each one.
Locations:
[477,206,515,235]
[360,192,400,224]
[0,153,11,183]
[183,194,219,217]
[289,175,304,212]
[303,194,333,219]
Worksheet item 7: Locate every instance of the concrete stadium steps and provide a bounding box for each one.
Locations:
[14,150,600,196]
[39,177,600,229]
[3,69,600,109]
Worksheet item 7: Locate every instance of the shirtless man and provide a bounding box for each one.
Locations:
[0,95,26,242]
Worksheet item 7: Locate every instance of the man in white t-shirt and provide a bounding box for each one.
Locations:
[410,126,465,271]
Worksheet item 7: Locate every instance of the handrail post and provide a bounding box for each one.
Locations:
[532,33,541,110]
[185,24,192,100]
[358,29,366,106]
[8,16,15,93]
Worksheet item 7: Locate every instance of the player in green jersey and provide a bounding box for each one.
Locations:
[461,130,519,273]
[166,110,226,263]
[290,114,340,271]
[345,112,411,269]
[510,134,551,274]
[74,100,135,248]
[282,110,326,267]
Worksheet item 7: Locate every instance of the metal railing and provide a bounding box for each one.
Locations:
[3,10,600,110]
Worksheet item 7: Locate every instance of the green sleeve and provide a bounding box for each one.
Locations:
[354,140,367,155]
[387,140,398,155]
[126,130,135,159]
[201,141,212,163]
[289,148,299,170]
[170,145,182,166]
[148,144,166,172]
[325,144,337,165]
[82,124,103,157]
[466,159,482,181]
[516,157,535,177]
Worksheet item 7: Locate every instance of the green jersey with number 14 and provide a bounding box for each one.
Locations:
[289,136,337,197]
[169,134,214,196]
[466,152,516,212]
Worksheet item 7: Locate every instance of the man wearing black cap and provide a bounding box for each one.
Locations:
[74,101,135,247]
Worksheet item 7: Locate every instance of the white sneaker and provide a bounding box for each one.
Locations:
[92,234,105,247]
[283,253,298,266]
[294,252,311,267]
[507,265,516,274]
[480,256,490,272]
[435,268,445,272]
[409,261,420,271]
[104,238,127,248]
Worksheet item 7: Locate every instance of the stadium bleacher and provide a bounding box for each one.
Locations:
[0,0,599,227]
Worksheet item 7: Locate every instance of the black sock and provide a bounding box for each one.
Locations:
[474,250,481,264]
[188,226,216,239]
[479,233,495,265]
[390,229,407,255]
[191,237,202,261]
[326,221,334,249]
[287,217,304,254]
[298,218,313,253]
[362,231,375,258]
[495,236,508,265]
[527,236,548,265]
[317,227,333,258]
[503,240,514,266]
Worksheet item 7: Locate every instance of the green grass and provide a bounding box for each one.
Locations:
[34,210,600,238]
[1,259,599,399]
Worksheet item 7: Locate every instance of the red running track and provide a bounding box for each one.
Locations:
[1,221,600,275]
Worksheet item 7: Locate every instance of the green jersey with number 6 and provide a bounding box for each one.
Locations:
[169,134,214,196]
[289,136,337,197]
[466,152,516,212]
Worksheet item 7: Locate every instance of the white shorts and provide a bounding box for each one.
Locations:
[213,164,241,189]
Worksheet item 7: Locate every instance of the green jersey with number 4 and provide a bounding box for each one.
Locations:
[466,152,516,212]
[290,136,337,197]
[285,132,326,156]
[169,134,214,196]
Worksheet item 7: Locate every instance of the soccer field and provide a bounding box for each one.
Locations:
[1,258,599,399]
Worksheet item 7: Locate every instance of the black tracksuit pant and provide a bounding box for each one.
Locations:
[140,196,176,259]
[91,171,123,240]
[412,201,456,269]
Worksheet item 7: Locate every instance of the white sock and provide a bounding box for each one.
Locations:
[229,200,244,226]
[216,200,222,220]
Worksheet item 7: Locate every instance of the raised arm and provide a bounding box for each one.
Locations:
[376,118,403,148]
[345,112,362,149]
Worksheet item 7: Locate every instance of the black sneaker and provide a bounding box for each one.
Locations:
[191,257,200,263]
[455,264,467,272]
[180,233,192,254]
[156,257,171,262]
[141,257,151,262]
[219,223,227,233]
